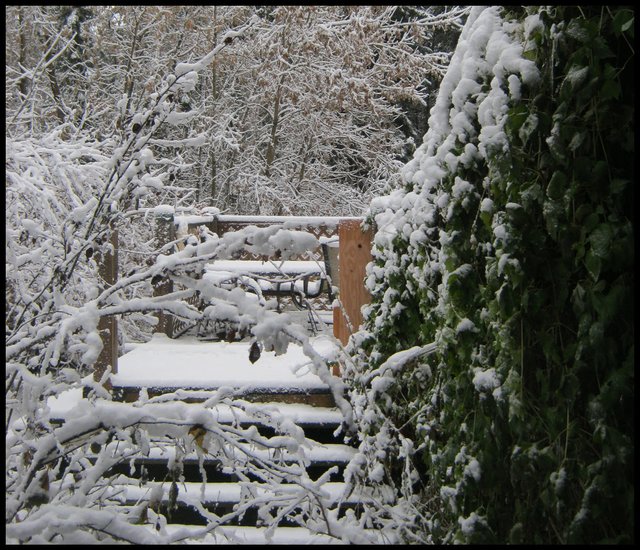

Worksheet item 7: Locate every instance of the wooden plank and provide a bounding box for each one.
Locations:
[116,387,335,408]
[333,220,373,347]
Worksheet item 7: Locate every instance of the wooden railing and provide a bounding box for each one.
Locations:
[95,211,373,387]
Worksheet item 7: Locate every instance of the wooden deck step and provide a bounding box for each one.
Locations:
[103,439,356,479]
[46,341,361,537]
[157,523,387,544]
[109,479,370,527]
[114,386,336,407]
[111,335,340,407]
[159,524,344,544]
[119,480,370,508]
[128,441,356,465]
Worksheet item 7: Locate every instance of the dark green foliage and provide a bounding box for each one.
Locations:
[351,6,633,544]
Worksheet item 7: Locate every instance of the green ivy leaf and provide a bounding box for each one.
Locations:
[589,224,613,258]
[518,113,539,146]
[609,178,629,195]
[571,282,586,315]
[507,104,529,133]
[612,9,634,36]
[600,79,621,101]
[591,36,616,60]
[574,203,592,223]
[564,65,589,90]
[583,212,600,233]
[585,250,601,281]
[480,210,492,229]
[546,171,566,200]
[589,321,605,347]
[561,372,579,400]
[592,284,627,327]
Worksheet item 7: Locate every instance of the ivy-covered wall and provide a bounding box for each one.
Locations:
[347,6,633,544]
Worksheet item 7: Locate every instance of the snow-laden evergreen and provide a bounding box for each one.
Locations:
[344,6,633,544]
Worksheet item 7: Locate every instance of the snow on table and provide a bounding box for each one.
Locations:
[110,334,336,392]
[205,259,326,275]
[122,481,369,507]
[203,260,327,296]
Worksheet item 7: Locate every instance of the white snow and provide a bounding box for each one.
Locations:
[48,388,344,426]
[121,481,367,507]
[458,511,487,537]
[451,176,475,199]
[471,367,501,395]
[153,204,175,216]
[464,458,481,482]
[455,318,477,335]
[206,260,326,276]
[215,214,362,227]
[161,525,346,545]
[493,224,508,241]
[174,214,216,226]
[110,334,335,392]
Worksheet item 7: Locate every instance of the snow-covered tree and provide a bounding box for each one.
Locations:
[6,20,361,542]
[5,5,483,543]
[6,5,467,216]
[189,5,467,216]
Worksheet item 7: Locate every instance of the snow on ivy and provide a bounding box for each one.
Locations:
[368,5,540,295]
[348,5,544,543]
[458,512,489,538]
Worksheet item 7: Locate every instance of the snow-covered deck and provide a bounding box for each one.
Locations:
[110,333,338,393]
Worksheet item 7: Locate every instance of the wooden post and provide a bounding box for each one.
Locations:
[154,208,175,337]
[323,241,340,302]
[95,228,118,390]
[333,219,373,357]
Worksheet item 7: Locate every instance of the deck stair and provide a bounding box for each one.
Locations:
[93,400,361,533]
[49,397,363,543]
[60,214,381,542]
[111,334,339,408]
[48,332,374,543]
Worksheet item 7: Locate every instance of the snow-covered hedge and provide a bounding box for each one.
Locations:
[345,6,633,544]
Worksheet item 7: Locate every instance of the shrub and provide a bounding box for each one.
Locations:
[346,6,634,544]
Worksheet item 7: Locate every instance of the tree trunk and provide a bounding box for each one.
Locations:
[121,12,142,126]
[265,77,285,177]
[46,65,66,124]
[210,150,217,202]
[17,7,29,100]
[153,211,175,337]
[95,228,118,391]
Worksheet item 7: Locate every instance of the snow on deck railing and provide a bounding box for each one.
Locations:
[213,214,363,226]
[96,210,372,390]
[171,212,364,230]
